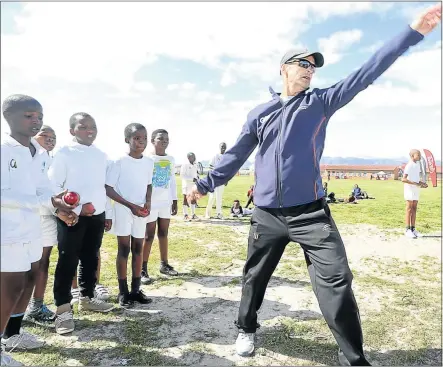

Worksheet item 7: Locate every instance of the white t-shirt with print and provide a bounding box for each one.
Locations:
[149,154,178,209]
[106,155,154,206]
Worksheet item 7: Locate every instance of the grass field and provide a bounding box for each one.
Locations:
[15,176,442,366]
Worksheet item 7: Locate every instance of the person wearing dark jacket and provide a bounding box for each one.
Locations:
[187,5,441,365]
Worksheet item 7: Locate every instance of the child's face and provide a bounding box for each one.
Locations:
[188,153,196,164]
[35,128,56,152]
[234,201,239,208]
[411,151,421,162]
[70,116,97,146]
[152,132,169,153]
[6,102,43,138]
[128,128,147,154]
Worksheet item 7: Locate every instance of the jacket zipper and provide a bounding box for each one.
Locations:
[276,104,285,208]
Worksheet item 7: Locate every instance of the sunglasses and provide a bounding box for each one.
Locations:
[286,58,316,71]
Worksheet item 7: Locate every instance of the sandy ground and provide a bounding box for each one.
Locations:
[29,224,442,366]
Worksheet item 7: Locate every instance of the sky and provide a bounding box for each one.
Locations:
[1,1,441,164]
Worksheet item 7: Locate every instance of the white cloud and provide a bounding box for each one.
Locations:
[317,29,363,65]
[2,2,439,163]
[1,2,391,91]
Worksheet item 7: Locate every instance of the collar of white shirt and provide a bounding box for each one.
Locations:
[2,133,26,147]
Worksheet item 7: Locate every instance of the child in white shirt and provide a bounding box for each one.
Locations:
[141,129,178,285]
[205,142,227,220]
[48,112,114,335]
[25,125,59,324]
[105,123,153,308]
[180,152,199,221]
[1,95,75,359]
[402,149,428,238]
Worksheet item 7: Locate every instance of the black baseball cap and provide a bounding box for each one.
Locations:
[280,48,324,74]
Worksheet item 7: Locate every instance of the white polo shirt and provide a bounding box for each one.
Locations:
[180,162,198,189]
[404,160,421,186]
[209,153,224,170]
[1,134,53,245]
[48,140,113,218]
[106,155,154,206]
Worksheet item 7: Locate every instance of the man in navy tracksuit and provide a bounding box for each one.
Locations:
[188,5,441,365]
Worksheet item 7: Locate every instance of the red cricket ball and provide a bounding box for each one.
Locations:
[83,203,95,213]
[63,191,80,205]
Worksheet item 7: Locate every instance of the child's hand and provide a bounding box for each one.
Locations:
[57,210,79,226]
[80,203,96,216]
[52,190,80,211]
[104,219,112,232]
[171,200,178,216]
[130,204,146,217]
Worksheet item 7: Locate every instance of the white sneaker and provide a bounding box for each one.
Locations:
[236,332,255,357]
[405,229,417,239]
[412,229,422,238]
[2,331,45,351]
[1,345,22,366]
[78,297,114,313]
[94,284,110,301]
[216,213,224,220]
[71,288,80,305]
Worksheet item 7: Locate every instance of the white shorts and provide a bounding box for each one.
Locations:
[1,239,43,272]
[404,185,420,201]
[41,215,58,247]
[111,203,147,239]
[146,206,171,223]
[181,182,194,195]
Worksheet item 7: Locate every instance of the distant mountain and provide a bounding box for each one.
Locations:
[196,157,441,168]
[198,160,253,169]
[320,156,441,166]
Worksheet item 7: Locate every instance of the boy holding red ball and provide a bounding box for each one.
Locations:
[48,112,114,335]
[105,123,153,307]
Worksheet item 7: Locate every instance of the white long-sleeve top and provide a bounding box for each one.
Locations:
[31,138,58,216]
[180,162,198,188]
[1,134,55,245]
[48,141,113,219]
[148,154,178,209]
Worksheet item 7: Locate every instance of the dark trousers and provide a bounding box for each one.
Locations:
[245,195,254,208]
[53,212,105,306]
[236,199,369,366]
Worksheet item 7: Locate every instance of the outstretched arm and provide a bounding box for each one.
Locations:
[194,116,258,197]
[320,4,441,118]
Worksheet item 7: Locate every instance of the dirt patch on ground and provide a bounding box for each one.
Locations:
[16,223,442,366]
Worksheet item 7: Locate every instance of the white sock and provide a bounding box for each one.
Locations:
[191,204,196,215]
[183,205,189,215]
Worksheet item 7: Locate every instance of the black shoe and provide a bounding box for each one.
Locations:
[141,270,153,285]
[159,263,179,276]
[118,293,133,308]
[130,290,152,304]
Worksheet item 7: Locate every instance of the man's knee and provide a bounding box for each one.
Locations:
[145,234,155,243]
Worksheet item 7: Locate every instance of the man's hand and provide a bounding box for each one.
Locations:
[57,210,79,227]
[104,219,112,232]
[51,190,79,212]
[419,181,429,188]
[80,203,96,216]
[411,3,441,35]
[171,200,178,216]
[186,184,204,204]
